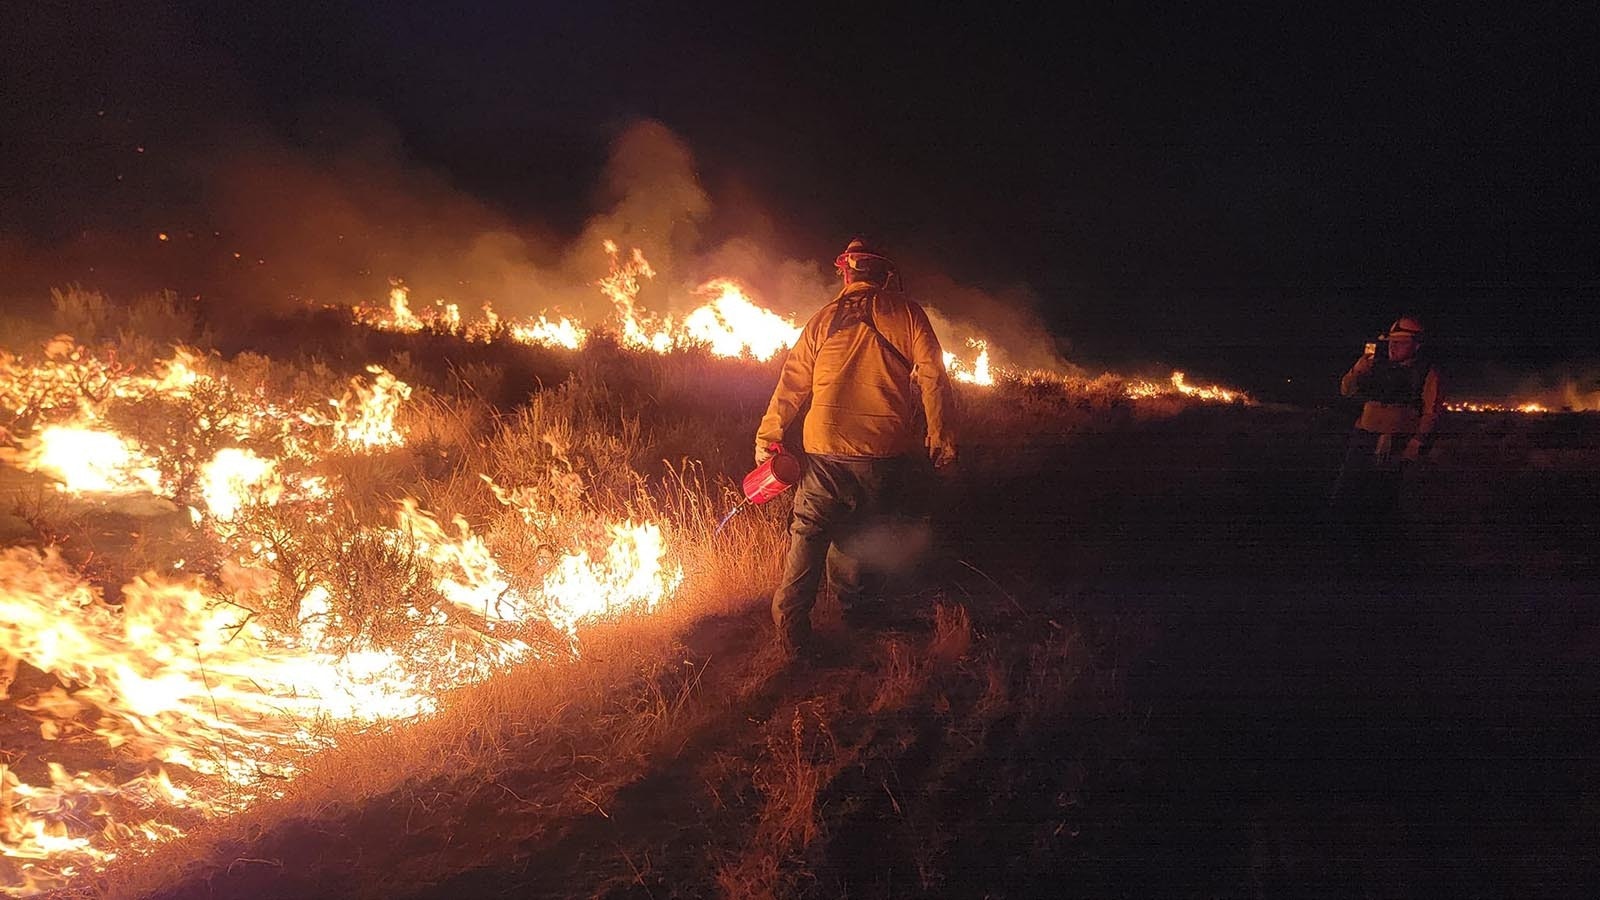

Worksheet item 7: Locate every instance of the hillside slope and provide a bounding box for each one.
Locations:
[112,405,1600,899]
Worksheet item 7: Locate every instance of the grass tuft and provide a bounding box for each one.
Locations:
[928,601,972,663]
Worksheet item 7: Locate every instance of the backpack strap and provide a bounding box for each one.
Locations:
[825,287,913,373]
[861,310,914,374]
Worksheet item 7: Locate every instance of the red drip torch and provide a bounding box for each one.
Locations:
[717,444,802,533]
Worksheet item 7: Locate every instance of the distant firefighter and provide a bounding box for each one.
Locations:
[1331,315,1443,537]
[756,238,957,656]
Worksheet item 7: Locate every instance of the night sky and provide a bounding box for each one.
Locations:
[3,2,1597,397]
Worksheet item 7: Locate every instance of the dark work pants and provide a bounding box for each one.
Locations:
[1331,431,1405,515]
[1330,429,1414,566]
[771,454,917,645]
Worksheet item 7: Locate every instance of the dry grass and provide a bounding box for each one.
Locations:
[50,286,211,360]
[696,592,1120,899]
[714,702,841,900]
[17,318,790,897]
[8,484,84,548]
[47,286,114,344]
[95,544,770,899]
[928,601,972,663]
[0,289,1264,898]
[868,638,925,714]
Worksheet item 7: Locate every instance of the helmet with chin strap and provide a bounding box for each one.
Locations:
[834,238,900,289]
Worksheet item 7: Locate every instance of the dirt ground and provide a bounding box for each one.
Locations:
[102,402,1599,899]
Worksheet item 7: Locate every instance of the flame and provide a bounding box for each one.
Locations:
[347,245,807,361]
[508,316,587,351]
[681,280,801,360]
[16,426,164,494]
[198,448,280,521]
[1446,400,1551,414]
[0,237,1272,890]
[339,239,1258,410]
[328,366,411,450]
[598,241,673,353]
[0,336,684,889]
[393,499,527,627]
[946,339,994,386]
[542,521,681,635]
[1116,371,1247,404]
[1169,371,1242,403]
[353,285,424,333]
[0,547,442,803]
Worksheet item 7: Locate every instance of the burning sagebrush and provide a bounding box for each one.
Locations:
[0,335,685,892]
[346,240,1256,409]
[0,240,1265,893]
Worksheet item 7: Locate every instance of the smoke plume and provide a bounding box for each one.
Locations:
[1,112,1070,372]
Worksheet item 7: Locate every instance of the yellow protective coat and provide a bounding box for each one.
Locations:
[1339,357,1443,438]
[757,281,955,459]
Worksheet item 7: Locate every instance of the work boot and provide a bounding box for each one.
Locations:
[774,619,814,659]
[775,631,851,670]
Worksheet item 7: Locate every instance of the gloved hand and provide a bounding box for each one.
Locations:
[1401,437,1423,463]
[928,442,958,470]
[1372,433,1394,465]
[756,442,781,466]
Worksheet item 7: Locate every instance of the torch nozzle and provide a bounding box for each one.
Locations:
[715,498,751,536]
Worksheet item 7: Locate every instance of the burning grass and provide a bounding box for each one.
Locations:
[0,271,1265,895]
[6,279,1587,896]
[0,321,788,894]
[93,564,774,899]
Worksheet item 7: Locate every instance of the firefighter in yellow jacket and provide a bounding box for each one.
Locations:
[757,239,957,653]
[1331,315,1443,554]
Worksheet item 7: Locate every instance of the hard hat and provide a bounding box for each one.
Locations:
[1387,316,1425,339]
[834,238,895,282]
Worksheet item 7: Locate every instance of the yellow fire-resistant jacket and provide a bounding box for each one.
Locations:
[757,281,955,459]
[1340,356,1443,438]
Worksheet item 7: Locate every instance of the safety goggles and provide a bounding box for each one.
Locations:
[834,251,893,273]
